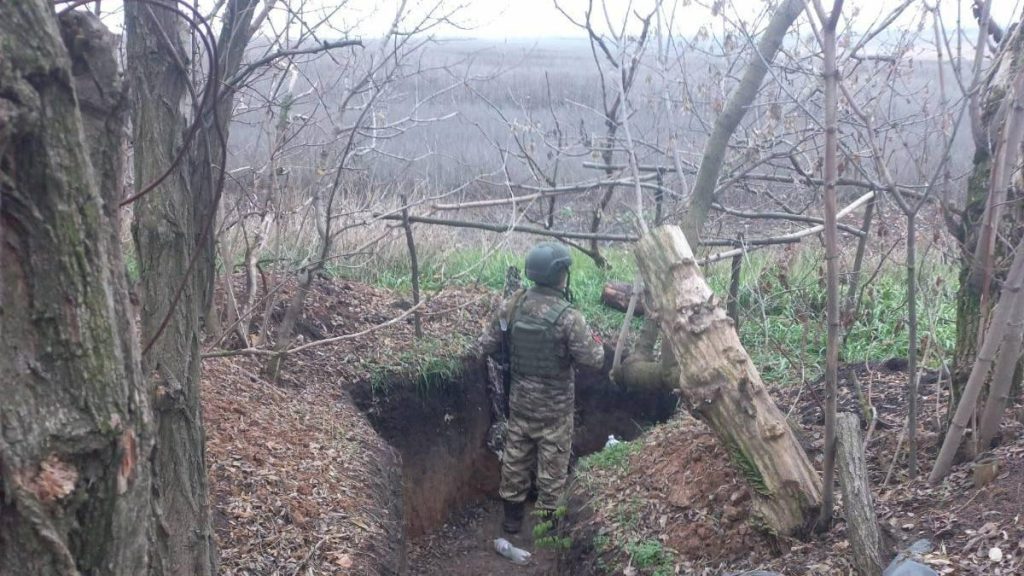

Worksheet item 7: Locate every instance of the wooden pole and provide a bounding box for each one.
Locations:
[400,195,423,338]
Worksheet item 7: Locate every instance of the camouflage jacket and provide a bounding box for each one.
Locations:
[475,285,604,421]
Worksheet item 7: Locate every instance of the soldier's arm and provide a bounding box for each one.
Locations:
[471,306,504,358]
[565,310,605,369]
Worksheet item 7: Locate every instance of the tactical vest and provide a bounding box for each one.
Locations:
[509,294,571,379]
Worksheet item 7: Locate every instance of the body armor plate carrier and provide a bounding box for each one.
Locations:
[509,295,571,379]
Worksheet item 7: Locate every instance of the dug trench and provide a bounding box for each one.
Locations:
[350,357,677,574]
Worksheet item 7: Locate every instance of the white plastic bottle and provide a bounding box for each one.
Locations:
[494,537,532,565]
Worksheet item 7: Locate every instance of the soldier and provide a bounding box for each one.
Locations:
[475,242,605,534]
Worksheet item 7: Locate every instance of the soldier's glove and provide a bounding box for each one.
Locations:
[609,364,628,393]
[487,420,508,460]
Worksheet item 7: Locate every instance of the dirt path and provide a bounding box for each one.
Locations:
[408,499,561,576]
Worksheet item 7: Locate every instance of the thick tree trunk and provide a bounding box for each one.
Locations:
[931,239,1024,483]
[189,0,259,319]
[952,152,991,403]
[976,299,1024,450]
[1,5,153,573]
[952,21,1024,409]
[635,226,822,537]
[125,2,216,573]
[836,413,887,576]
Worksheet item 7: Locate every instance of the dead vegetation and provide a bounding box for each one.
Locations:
[568,360,1024,575]
[203,276,495,575]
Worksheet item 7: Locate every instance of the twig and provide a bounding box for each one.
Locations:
[702,190,875,265]
[291,535,330,576]
[883,422,907,488]
[612,274,642,374]
[374,213,639,242]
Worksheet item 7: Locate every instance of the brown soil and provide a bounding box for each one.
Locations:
[567,359,1024,575]
[204,274,675,575]
[565,415,765,575]
[351,361,501,539]
[204,276,496,575]
[350,351,677,574]
[409,499,562,576]
[204,355,405,575]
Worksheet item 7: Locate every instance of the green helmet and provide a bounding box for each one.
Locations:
[525,242,572,286]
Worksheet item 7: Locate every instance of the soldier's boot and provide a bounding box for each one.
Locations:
[502,500,525,534]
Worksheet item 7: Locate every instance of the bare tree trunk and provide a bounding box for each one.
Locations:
[952,154,992,402]
[952,16,1024,406]
[906,212,920,477]
[1,5,153,573]
[976,276,1024,449]
[265,268,316,382]
[681,0,806,243]
[125,1,216,572]
[842,195,875,329]
[931,239,1024,483]
[189,0,260,319]
[836,413,887,576]
[635,226,822,537]
[401,195,423,338]
[817,0,844,526]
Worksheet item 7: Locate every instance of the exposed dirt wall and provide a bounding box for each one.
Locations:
[352,359,677,541]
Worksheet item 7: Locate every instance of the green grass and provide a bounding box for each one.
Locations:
[702,248,958,386]
[331,243,958,388]
[367,334,468,394]
[625,539,674,576]
[333,246,641,335]
[577,440,640,474]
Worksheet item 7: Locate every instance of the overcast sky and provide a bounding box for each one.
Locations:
[326,0,1023,39]
[462,0,1016,38]
[95,0,1023,43]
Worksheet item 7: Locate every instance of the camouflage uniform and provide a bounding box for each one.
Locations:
[476,285,604,511]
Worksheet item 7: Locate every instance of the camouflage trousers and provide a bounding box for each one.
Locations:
[498,413,573,511]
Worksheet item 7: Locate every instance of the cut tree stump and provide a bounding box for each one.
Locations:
[601,281,646,315]
[634,225,822,537]
[836,412,887,576]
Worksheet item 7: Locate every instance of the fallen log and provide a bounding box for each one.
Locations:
[601,282,646,315]
[836,412,887,576]
[634,225,823,537]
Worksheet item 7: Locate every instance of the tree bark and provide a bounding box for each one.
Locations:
[125,1,216,572]
[602,282,646,315]
[1,4,153,573]
[976,274,1024,450]
[818,0,843,525]
[931,238,1024,483]
[189,0,260,319]
[635,226,822,537]
[401,196,423,338]
[952,18,1024,406]
[681,0,806,243]
[727,253,743,329]
[836,413,887,576]
[906,211,920,477]
[952,152,991,402]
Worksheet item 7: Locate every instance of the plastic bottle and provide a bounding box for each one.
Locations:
[493,537,531,565]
